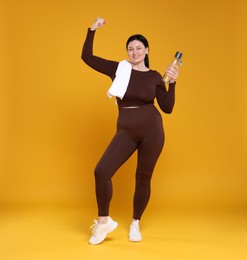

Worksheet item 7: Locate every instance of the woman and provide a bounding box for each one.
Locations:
[81,17,179,245]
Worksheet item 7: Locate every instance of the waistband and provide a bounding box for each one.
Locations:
[118,104,159,119]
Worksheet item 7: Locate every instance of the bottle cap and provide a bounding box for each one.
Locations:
[175,51,183,60]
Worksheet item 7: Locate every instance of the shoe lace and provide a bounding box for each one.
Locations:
[90,219,98,234]
[130,221,140,233]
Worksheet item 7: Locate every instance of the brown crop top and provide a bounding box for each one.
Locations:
[81,29,176,113]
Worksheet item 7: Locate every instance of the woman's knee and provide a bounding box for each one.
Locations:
[94,163,113,181]
[94,164,104,179]
[136,170,152,185]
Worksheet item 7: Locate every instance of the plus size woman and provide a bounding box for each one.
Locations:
[81,17,179,245]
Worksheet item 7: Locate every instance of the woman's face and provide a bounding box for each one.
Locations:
[127,40,148,65]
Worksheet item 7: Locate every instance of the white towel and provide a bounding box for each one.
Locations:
[107,60,132,100]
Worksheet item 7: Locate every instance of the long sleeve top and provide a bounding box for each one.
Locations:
[81,29,175,114]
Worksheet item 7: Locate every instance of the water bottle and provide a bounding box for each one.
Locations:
[163,51,183,84]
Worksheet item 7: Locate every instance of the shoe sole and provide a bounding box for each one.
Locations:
[89,222,118,245]
[128,237,142,242]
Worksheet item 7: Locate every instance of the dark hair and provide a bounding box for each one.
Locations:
[126,34,149,68]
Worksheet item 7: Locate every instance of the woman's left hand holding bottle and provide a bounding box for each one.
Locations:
[165,65,179,83]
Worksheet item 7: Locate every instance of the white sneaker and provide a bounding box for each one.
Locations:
[89,217,118,245]
[129,219,142,242]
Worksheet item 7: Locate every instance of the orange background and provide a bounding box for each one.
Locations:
[1,0,247,211]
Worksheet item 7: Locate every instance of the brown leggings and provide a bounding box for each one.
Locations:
[94,104,165,220]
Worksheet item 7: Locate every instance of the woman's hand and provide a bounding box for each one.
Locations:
[90,17,106,31]
[165,65,179,83]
